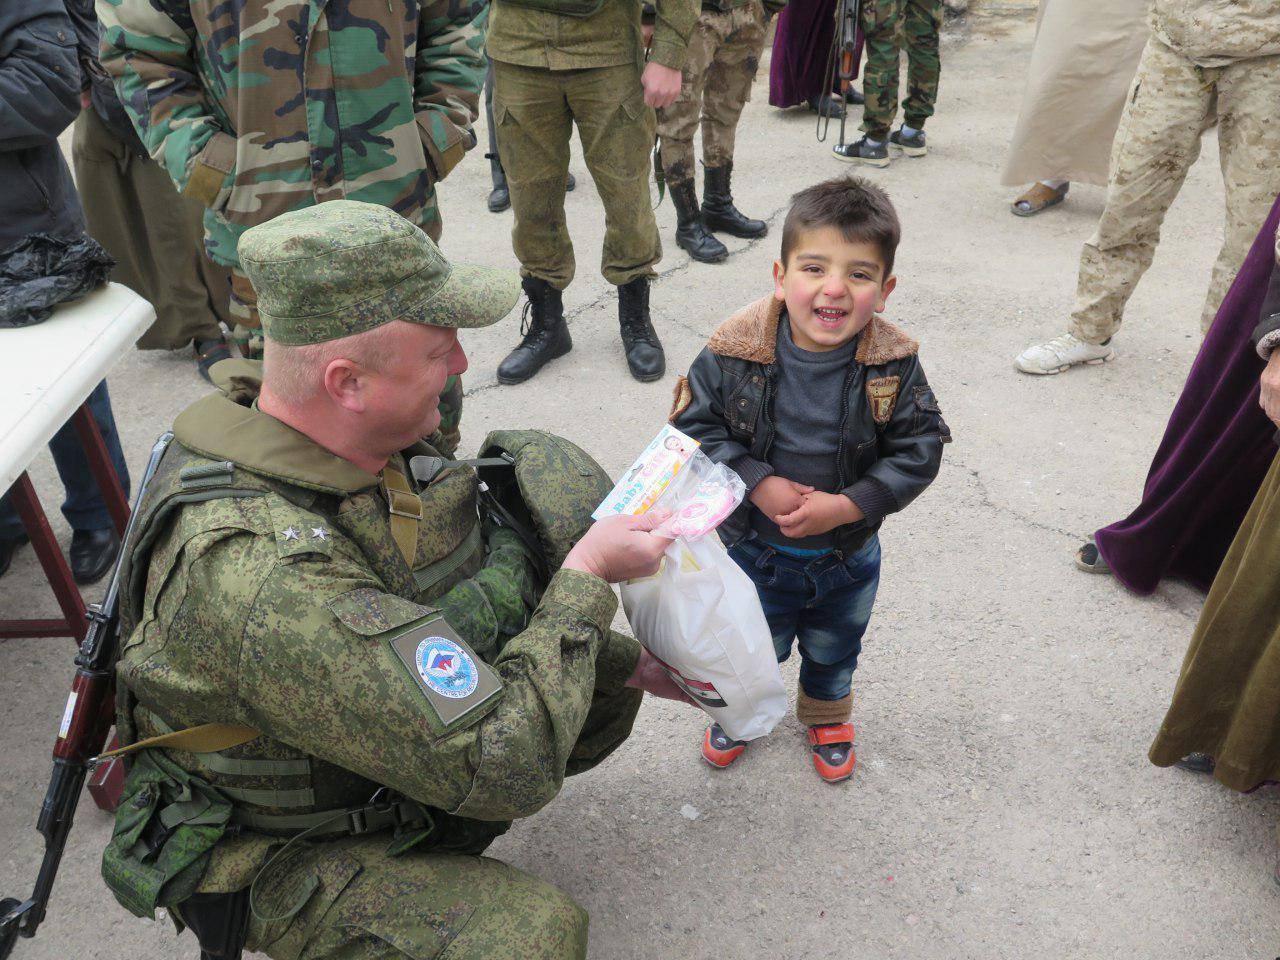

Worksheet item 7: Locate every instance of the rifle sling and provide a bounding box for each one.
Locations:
[97,723,261,762]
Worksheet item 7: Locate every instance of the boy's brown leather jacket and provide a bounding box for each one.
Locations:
[670,295,950,554]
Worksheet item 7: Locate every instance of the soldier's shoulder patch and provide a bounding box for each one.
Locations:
[866,375,901,425]
[264,494,334,561]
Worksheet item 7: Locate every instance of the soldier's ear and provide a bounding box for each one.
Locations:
[323,359,368,413]
[773,260,786,301]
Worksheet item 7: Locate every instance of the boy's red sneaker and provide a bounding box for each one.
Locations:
[807,723,856,782]
[701,723,748,768]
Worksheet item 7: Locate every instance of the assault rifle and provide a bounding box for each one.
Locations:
[817,0,862,152]
[0,432,174,960]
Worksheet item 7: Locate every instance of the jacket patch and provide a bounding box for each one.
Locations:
[866,376,901,425]
[669,375,693,423]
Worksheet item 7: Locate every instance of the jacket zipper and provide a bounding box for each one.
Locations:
[834,366,856,490]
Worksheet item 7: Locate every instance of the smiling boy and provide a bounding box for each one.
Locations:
[670,175,950,781]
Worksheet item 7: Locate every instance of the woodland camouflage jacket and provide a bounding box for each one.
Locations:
[97,0,488,267]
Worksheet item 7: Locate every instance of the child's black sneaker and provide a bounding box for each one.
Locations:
[832,136,889,168]
[889,127,927,157]
[701,722,748,768]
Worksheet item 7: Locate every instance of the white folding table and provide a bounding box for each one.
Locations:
[0,283,154,641]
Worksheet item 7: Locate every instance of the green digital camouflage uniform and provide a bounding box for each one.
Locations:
[98,0,488,351]
[860,0,943,140]
[487,0,699,289]
[1069,0,1280,344]
[103,204,643,960]
[655,0,781,187]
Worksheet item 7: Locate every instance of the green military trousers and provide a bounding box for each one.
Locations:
[71,107,231,349]
[491,60,661,289]
[859,0,943,140]
[241,681,643,960]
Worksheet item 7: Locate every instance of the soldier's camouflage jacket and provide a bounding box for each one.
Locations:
[111,362,642,893]
[1150,0,1280,67]
[97,0,488,267]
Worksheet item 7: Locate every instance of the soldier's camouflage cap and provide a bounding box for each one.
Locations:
[237,200,519,345]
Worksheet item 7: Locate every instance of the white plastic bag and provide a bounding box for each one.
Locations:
[620,528,787,742]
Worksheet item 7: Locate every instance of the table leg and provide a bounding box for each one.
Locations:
[71,403,128,536]
[0,474,86,641]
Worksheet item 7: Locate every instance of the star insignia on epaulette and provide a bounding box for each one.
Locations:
[281,526,300,541]
[311,527,329,541]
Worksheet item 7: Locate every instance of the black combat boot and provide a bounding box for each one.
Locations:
[617,277,665,382]
[496,277,571,384]
[701,163,767,239]
[671,179,727,263]
[486,152,510,213]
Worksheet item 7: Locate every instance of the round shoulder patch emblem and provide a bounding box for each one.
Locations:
[414,637,479,700]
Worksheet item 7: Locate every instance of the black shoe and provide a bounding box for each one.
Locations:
[1174,752,1216,775]
[617,277,665,382]
[567,171,577,193]
[701,163,767,240]
[807,93,844,118]
[832,135,889,168]
[194,337,231,384]
[0,533,29,578]
[670,180,728,263]
[841,86,865,105]
[70,528,119,585]
[889,126,927,157]
[486,152,510,213]
[496,277,571,385]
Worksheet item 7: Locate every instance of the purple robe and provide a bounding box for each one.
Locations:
[770,0,845,108]
[1094,193,1280,594]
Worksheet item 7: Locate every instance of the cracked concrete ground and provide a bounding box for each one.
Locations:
[3,10,1277,959]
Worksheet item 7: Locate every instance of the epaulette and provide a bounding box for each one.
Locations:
[262,492,334,561]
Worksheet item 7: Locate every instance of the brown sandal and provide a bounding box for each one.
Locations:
[1011,182,1069,217]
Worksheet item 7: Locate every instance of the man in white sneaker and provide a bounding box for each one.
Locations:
[1015,0,1280,376]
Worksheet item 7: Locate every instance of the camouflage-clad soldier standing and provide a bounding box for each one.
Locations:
[97,0,486,372]
[1015,0,1280,375]
[655,0,784,264]
[835,0,942,166]
[488,0,699,385]
[100,201,687,960]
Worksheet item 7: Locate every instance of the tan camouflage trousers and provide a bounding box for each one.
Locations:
[492,60,661,289]
[1069,38,1280,344]
[656,3,769,185]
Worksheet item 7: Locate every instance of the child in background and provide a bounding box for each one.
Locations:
[670,175,949,781]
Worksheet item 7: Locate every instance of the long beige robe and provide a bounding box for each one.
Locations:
[1000,0,1150,187]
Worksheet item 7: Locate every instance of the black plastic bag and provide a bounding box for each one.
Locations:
[0,233,115,328]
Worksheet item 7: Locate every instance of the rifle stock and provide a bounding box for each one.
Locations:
[0,432,174,960]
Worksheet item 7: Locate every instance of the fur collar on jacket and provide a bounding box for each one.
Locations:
[707,294,919,366]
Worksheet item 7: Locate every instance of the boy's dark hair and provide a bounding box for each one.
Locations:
[780,175,901,279]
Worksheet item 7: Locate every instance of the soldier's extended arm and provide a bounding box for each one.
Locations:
[649,0,699,69]
[97,0,235,208]
[222,537,634,822]
[413,0,487,184]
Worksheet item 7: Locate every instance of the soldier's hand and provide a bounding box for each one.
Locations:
[625,648,695,704]
[1261,350,1280,427]
[641,62,682,109]
[562,512,672,583]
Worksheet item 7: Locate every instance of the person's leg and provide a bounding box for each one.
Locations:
[568,63,665,379]
[247,836,588,960]
[899,0,942,131]
[49,381,131,534]
[793,537,881,725]
[657,12,729,262]
[1067,37,1212,345]
[484,57,511,213]
[859,0,903,141]
[228,268,265,360]
[1205,55,1280,332]
[700,3,770,238]
[492,61,575,290]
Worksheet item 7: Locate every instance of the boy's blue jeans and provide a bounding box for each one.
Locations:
[728,534,881,704]
[0,381,131,541]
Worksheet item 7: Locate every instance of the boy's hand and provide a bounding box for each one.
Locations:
[749,476,814,520]
[776,492,862,539]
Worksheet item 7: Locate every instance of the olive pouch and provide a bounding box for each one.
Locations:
[102,749,235,919]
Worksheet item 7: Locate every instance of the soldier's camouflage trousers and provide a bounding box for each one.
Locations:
[240,680,642,960]
[492,60,661,289]
[860,0,943,140]
[1070,38,1280,344]
[656,3,769,185]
